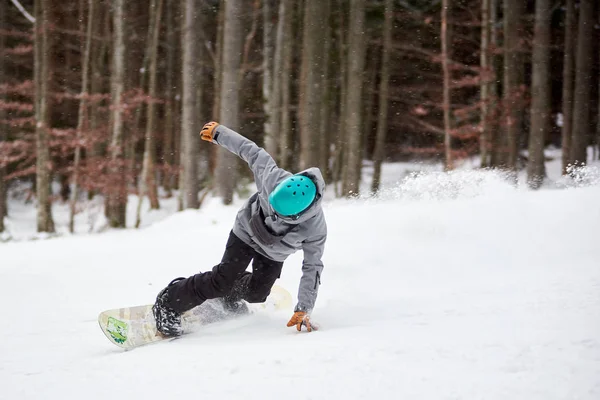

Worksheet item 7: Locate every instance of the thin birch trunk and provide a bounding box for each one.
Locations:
[371,0,392,194]
[527,0,551,189]
[441,0,453,171]
[35,0,55,233]
[69,0,94,233]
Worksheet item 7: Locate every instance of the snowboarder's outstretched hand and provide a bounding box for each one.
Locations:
[200,121,219,142]
[287,311,313,332]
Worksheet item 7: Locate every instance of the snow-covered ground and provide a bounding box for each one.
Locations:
[1,150,599,399]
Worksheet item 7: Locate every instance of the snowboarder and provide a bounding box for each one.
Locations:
[152,122,327,336]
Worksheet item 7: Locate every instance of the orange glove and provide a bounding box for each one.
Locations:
[200,121,219,142]
[286,311,313,332]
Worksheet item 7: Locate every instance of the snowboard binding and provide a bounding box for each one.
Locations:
[152,277,185,337]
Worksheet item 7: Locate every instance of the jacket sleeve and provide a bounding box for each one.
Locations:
[295,231,327,313]
[213,125,288,193]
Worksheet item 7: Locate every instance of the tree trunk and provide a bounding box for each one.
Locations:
[561,0,575,173]
[35,0,55,233]
[571,0,595,166]
[299,0,329,170]
[341,0,366,197]
[212,0,225,122]
[597,8,600,162]
[480,0,491,168]
[332,0,347,196]
[502,0,525,172]
[318,0,332,177]
[0,0,7,232]
[216,0,243,205]
[270,0,286,164]
[441,0,453,171]
[70,0,94,233]
[89,2,109,174]
[489,0,502,167]
[107,0,127,228]
[136,0,163,228]
[371,0,392,194]
[180,0,201,209]
[262,0,277,156]
[527,0,551,188]
[279,0,294,170]
[162,0,177,196]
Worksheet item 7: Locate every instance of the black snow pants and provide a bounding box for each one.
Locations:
[165,231,284,313]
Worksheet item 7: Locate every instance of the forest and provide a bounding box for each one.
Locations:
[1,0,599,233]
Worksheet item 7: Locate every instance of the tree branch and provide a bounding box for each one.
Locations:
[9,0,35,23]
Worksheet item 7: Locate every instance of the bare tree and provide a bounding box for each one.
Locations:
[136,0,164,227]
[371,0,393,193]
[597,7,600,161]
[571,0,595,166]
[162,0,178,195]
[318,0,332,177]
[561,0,575,173]
[527,0,551,188]
[180,0,201,209]
[216,0,243,205]
[262,0,276,156]
[488,0,502,168]
[34,0,55,233]
[479,0,492,168]
[69,0,94,233]
[332,0,348,195]
[279,0,294,170]
[502,0,525,172]
[341,0,366,197]
[441,0,453,171]
[0,0,6,233]
[107,0,127,228]
[299,0,330,170]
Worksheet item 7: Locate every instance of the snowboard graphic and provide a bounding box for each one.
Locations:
[98,285,293,350]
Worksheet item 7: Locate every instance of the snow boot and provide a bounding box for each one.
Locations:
[220,273,251,315]
[220,296,250,315]
[152,277,186,337]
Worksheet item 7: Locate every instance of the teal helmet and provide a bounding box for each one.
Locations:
[269,175,317,217]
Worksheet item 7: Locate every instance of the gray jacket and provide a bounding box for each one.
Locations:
[213,125,327,313]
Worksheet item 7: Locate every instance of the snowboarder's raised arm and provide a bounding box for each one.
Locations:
[200,122,288,193]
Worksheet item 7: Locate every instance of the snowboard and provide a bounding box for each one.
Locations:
[98,285,293,350]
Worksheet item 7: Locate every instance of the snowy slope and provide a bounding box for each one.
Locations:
[1,163,600,400]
